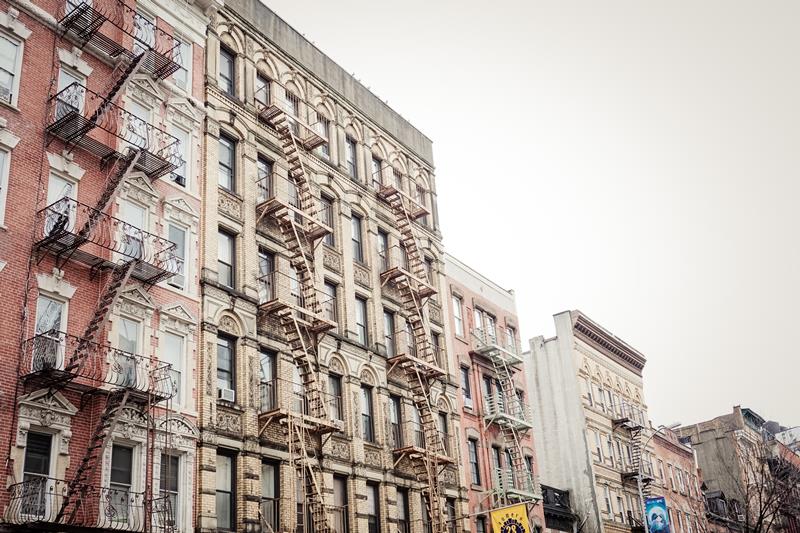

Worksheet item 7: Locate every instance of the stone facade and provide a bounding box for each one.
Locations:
[198,0,462,531]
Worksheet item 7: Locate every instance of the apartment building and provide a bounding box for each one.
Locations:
[527,310,655,533]
[444,254,544,532]
[0,0,211,529]
[198,1,462,532]
[649,428,706,533]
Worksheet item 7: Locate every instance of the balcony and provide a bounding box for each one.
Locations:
[258,378,342,434]
[257,271,336,334]
[255,85,328,150]
[492,468,539,501]
[483,394,534,431]
[256,172,332,243]
[471,328,523,366]
[378,245,436,299]
[612,402,647,430]
[60,1,181,81]
[47,83,181,179]
[4,477,173,532]
[35,198,181,284]
[20,331,175,403]
[390,420,454,465]
[627,511,646,533]
[385,328,446,380]
[374,171,429,221]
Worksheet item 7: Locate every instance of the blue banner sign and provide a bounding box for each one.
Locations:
[645,496,671,533]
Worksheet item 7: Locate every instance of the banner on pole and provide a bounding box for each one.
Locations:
[489,503,531,533]
[645,496,671,533]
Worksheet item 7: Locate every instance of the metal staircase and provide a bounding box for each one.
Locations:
[256,93,335,533]
[613,405,654,496]
[377,174,448,531]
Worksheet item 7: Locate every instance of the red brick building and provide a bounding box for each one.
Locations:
[444,253,545,532]
[0,0,211,529]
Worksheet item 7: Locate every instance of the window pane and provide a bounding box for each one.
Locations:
[219,48,234,95]
[119,318,139,354]
[168,225,186,288]
[110,445,133,485]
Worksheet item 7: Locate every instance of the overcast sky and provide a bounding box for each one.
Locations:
[264,0,799,427]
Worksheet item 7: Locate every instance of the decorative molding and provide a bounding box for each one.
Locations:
[0,7,31,39]
[118,287,156,318]
[46,151,83,180]
[359,369,375,386]
[57,46,92,76]
[17,390,77,453]
[573,314,646,376]
[0,117,20,150]
[166,97,202,130]
[163,197,199,228]
[329,437,351,462]
[429,301,443,326]
[37,269,76,299]
[218,189,243,221]
[322,247,341,274]
[216,411,241,434]
[218,314,240,336]
[160,303,197,335]
[364,447,381,468]
[121,175,160,206]
[353,263,371,289]
[329,357,344,375]
[129,76,164,109]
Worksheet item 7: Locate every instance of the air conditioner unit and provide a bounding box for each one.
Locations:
[218,388,235,402]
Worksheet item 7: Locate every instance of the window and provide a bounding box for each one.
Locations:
[351,214,364,262]
[473,308,483,335]
[216,452,235,530]
[468,439,481,485]
[323,282,337,323]
[355,296,368,345]
[452,295,464,336]
[160,332,184,404]
[658,460,665,483]
[119,200,146,259]
[432,332,442,368]
[668,464,675,490]
[388,395,404,447]
[133,9,155,54]
[173,37,191,90]
[118,317,140,354]
[584,378,594,406]
[0,35,21,105]
[482,376,494,413]
[438,412,449,455]
[607,435,615,467]
[595,384,605,411]
[320,195,334,246]
[317,116,330,158]
[167,224,187,289]
[381,309,398,356]
[361,385,374,442]
[33,294,64,370]
[56,67,83,117]
[377,230,388,271]
[45,172,76,235]
[261,462,279,532]
[0,149,8,225]
[445,498,456,533]
[22,432,52,516]
[603,485,612,514]
[256,156,272,202]
[255,74,270,106]
[126,100,150,149]
[616,496,624,522]
[461,367,473,409]
[217,229,235,288]
[332,476,348,532]
[593,431,604,462]
[505,326,516,351]
[218,134,235,191]
[371,156,382,189]
[110,445,134,524]
[257,249,274,302]
[366,482,380,533]
[160,454,179,528]
[397,488,410,533]
[328,374,343,421]
[345,136,357,178]
[219,46,235,96]
[169,126,189,187]
[476,518,487,533]
[217,335,235,397]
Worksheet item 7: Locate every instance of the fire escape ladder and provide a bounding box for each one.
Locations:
[278,309,327,421]
[86,51,147,127]
[289,409,330,533]
[56,388,132,524]
[66,260,136,378]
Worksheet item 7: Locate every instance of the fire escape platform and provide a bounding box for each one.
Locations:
[258,299,336,335]
[471,342,525,367]
[256,198,332,243]
[388,352,446,380]
[392,445,454,465]
[34,199,179,285]
[256,104,328,151]
[484,412,534,431]
[377,185,429,220]
[60,2,180,81]
[380,268,436,299]
[47,84,180,180]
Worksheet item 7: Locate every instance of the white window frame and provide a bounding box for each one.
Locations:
[166,223,188,291]
[0,32,22,108]
[172,36,192,92]
[168,125,191,189]
[0,147,10,227]
[452,295,463,336]
[160,330,185,407]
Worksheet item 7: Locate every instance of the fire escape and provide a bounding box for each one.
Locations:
[376,170,453,532]
[472,328,539,506]
[3,1,184,530]
[255,83,338,533]
[613,404,654,500]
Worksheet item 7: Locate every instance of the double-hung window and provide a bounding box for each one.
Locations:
[22,432,52,516]
[452,295,464,336]
[461,367,473,409]
[260,462,279,531]
[169,126,189,187]
[255,74,270,107]
[328,374,343,421]
[33,294,64,371]
[468,438,481,485]
[217,335,235,398]
[361,385,374,443]
[218,134,235,191]
[216,452,235,530]
[345,136,358,178]
[397,488,409,533]
[371,156,382,189]
[0,35,20,105]
[110,445,134,524]
[383,310,395,356]
[167,224,187,289]
[160,332,184,404]
[355,296,368,345]
[377,230,388,271]
[323,282,337,323]
[320,195,334,246]
[217,229,235,288]
[256,156,272,202]
[173,37,191,91]
[389,395,401,447]
[351,214,364,262]
[219,47,235,96]
[160,454,180,528]
[366,482,380,533]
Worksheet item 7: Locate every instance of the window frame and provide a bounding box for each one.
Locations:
[361,384,375,443]
[320,194,335,246]
[355,295,368,345]
[217,228,236,289]
[216,334,236,398]
[468,438,481,485]
[173,36,192,92]
[218,45,236,97]
[351,213,364,263]
[345,136,358,179]
[0,32,23,108]
[166,223,188,290]
[215,450,236,531]
[217,134,236,192]
[461,366,473,409]
[452,295,464,336]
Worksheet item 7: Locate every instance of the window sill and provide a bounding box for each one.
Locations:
[0,100,20,113]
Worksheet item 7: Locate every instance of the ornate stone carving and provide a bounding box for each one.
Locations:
[364,448,382,468]
[322,248,341,273]
[360,369,375,386]
[17,390,77,450]
[122,175,159,206]
[218,190,242,220]
[217,411,242,434]
[353,263,371,288]
[206,342,214,395]
[330,438,350,461]
[429,301,443,326]
[352,392,360,438]
[329,357,344,375]
[218,315,240,336]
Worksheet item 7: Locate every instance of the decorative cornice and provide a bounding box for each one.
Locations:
[572,312,646,376]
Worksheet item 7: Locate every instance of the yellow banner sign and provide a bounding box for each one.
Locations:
[490,503,531,533]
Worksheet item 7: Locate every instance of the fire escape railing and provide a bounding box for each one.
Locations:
[256,172,332,242]
[255,85,328,151]
[471,328,524,366]
[484,393,534,429]
[389,420,454,461]
[35,197,182,284]
[47,83,181,179]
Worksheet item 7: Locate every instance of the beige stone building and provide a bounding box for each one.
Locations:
[197,1,462,532]
[527,310,656,533]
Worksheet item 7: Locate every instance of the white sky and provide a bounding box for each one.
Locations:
[263,0,799,427]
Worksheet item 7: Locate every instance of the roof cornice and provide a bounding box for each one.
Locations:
[571,312,646,376]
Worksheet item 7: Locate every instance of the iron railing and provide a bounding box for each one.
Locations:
[254,84,328,150]
[492,467,537,497]
[471,327,523,365]
[5,477,174,531]
[484,393,533,427]
[60,0,181,81]
[47,83,182,178]
[389,420,453,459]
[21,331,176,399]
[257,271,334,320]
[35,197,182,283]
[256,172,332,241]
[259,378,341,424]
[373,169,429,220]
